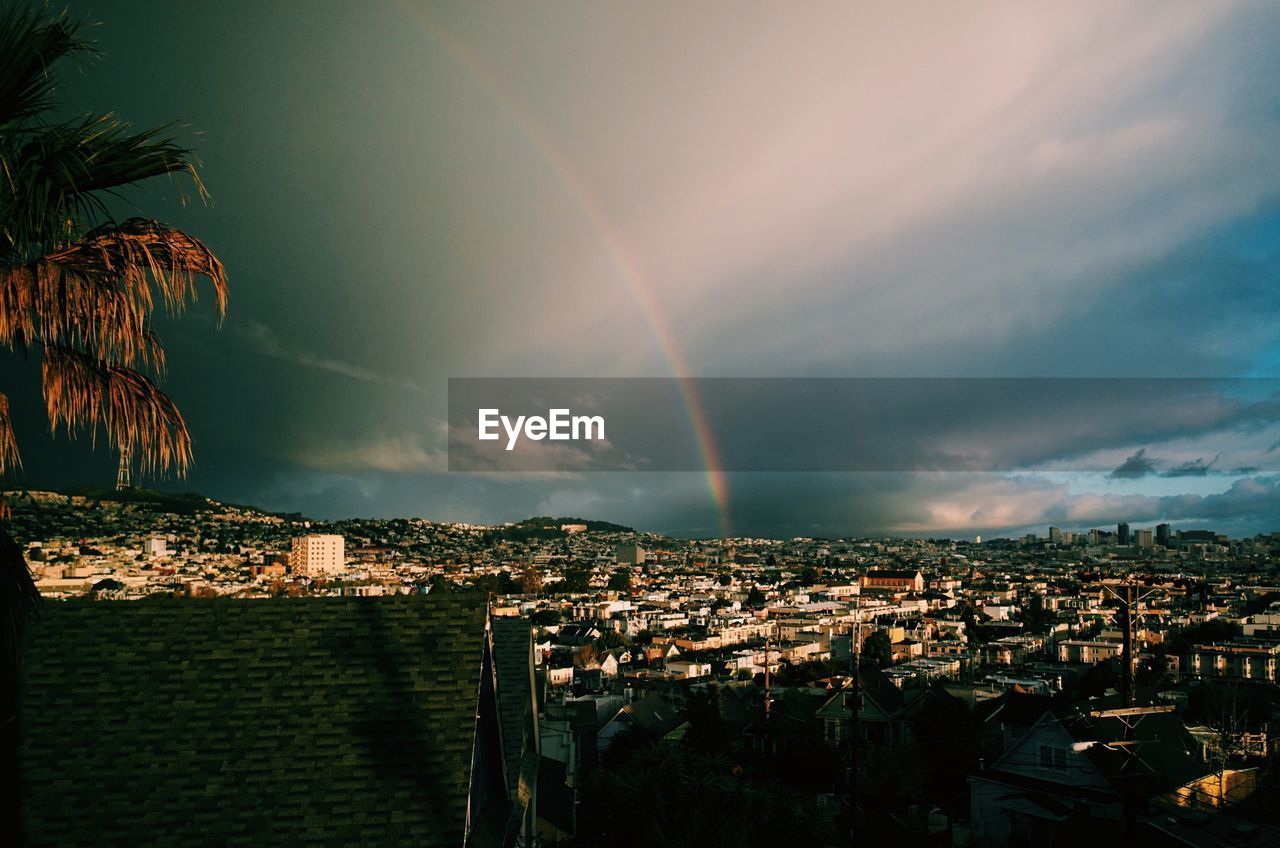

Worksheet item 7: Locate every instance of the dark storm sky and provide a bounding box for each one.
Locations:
[7,1,1280,539]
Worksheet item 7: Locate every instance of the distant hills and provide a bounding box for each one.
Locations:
[511,516,633,533]
[1,488,634,536]
[481,515,634,543]
[3,486,291,520]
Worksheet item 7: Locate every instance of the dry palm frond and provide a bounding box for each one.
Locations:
[49,218,227,318]
[42,345,192,477]
[0,391,19,475]
[0,218,224,370]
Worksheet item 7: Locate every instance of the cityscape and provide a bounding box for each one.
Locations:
[6,485,1280,844]
[5,2,1280,847]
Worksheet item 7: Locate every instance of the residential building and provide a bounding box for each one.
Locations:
[289,533,345,575]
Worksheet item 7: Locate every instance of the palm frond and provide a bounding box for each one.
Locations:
[42,345,191,477]
[0,219,224,370]
[50,218,227,318]
[1,117,203,261]
[0,6,225,487]
[0,391,19,476]
[0,5,93,130]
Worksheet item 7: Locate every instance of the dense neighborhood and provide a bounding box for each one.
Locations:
[7,487,1280,845]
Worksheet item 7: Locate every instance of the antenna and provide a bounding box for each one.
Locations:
[115,446,133,491]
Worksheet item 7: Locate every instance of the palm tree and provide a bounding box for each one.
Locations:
[0,6,227,652]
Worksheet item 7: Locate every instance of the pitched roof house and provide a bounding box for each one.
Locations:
[969,704,1255,847]
[14,595,538,848]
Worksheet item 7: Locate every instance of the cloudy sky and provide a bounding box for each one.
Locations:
[7,0,1280,538]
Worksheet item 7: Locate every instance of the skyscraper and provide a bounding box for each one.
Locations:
[1117,522,1131,546]
[1156,523,1171,547]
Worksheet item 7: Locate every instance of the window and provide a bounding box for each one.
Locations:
[1038,744,1067,770]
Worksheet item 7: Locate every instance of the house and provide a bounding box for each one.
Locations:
[15,595,538,848]
[666,659,712,679]
[598,649,630,677]
[860,569,925,593]
[969,705,1255,847]
[816,666,963,749]
[556,623,601,646]
[597,693,685,757]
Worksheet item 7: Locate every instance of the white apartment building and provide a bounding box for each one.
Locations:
[290,534,345,576]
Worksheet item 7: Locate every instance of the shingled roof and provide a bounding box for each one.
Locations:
[489,616,536,800]
[17,594,491,848]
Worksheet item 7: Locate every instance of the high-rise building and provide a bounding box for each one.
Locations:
[615,542,646,565]
[1156,524,1171,547]
[290,534,345,576]
[1117,522,1130,546]
[1135,529,1154,549]
[1048,527,1061,543]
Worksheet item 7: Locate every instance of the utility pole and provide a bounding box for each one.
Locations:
[849,605,862,846]
[1121,581,1135,708]
[764,629,772,719]
[1103,579,1140,708]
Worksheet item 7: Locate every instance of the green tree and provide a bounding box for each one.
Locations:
[685,684,735,751]
[746,585,766,607]
[581,741,834,847]
[559,562,593,593]
[607,567,632,592]
[596,629,629,651]
[796,565,820,585]
[530,608,562,627]
[863,631,893,667]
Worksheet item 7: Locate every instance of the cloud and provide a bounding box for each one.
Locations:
[427,2,1280,378]
[58,3,1280,538]
[293,431,447,474]
[1161,454,1220,478]
[238,320,423,392]
[1110,449,1156,479]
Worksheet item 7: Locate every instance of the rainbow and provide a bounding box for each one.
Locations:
[401,4,731,536]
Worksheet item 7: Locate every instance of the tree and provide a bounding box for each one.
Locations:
[580,741,835,847]
[607,567,632,592]
[596,629,629,651]
[559,561,593,593]
[530,608,562,627]
[519,563,543,594]
[685,684,734,751]
[1,10,227,798]
[746,585,766,607]
[863,631,893,668]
